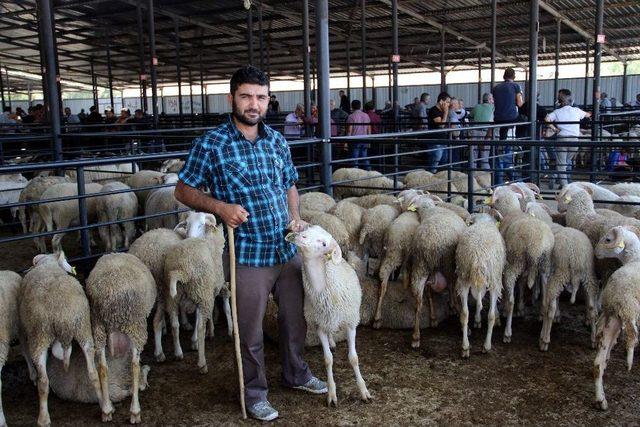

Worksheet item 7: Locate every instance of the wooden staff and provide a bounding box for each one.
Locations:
[227,224,246,419]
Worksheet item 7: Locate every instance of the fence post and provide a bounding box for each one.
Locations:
[76,166,91,258]
[446,133,452,200]
[467,141,475,213]
[393,137,399,190]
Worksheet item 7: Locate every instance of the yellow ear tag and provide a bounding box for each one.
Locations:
[71,266,77,276]
[496,221,501,228]
[564,195,572,203]
[618,241,625,249]
[407,204,417,212]
[529,211,535,217]
[484,196,493,205]
[537,194,543,200]
[325,252,333,261]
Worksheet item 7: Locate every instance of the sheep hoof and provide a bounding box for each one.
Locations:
[539,341,549,352]
[174,352,183,361]
[360,389,372,402]
[206,331,215,340]
[327,393,338,407]
[482,345,491,354]
[595,399,608,411]
[515,310,524,318]
[503,335,511,344]
[553,315,561,324]
[461,348,470,358]
[591,341,597,350]
[190,340,198,351]
[182,323,193,331]
[473,321,482,329]
[101,410,113,422]
[37,414,51,427]
[130,411,141,424]
[199,364,208,374]
[372,319,383,330]
[155,352,166,363]
[411,339,421,349]
[429,319,439,328]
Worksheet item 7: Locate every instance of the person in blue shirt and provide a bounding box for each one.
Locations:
[174,66,327,422]
[492,67,524,184]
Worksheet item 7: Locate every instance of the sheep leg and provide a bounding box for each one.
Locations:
[624,319,638,371]
[180,304,193,331]
[196,307,208,374]
[130,347,142,424]
[81,341,112,420]
[540,296,557,352]
[222,291,233,337]
[474,290,485,329]
[206,307,215,340]
[0,364,5,427]
[427,281,438,329]
[34,350,51,427]
[373,276,389,330]
[51,232,64,253]
[98,225,111,252]
[411,274,427,348]
[152,303,166,362]
[484,289,499,353]
[169,309,183,360]
[516,277,525,318]
[97,347,113,422]
[191,312,199,351]
[460,285,471,358]
[587,287,598,349]
[123,221,135,249]
[594,316,622,411]
[346,327,371,401]
[318,329,337,407]
[20,339,37,383]
[503,266,519,343]
[109,224,119,251]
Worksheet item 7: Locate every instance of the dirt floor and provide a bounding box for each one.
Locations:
[3,301,639,426]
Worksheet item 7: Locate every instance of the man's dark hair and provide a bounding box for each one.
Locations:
[3,106,10,113]
[351,99,362,110]
[90,106,96,112]
[135,109,143,114]
[230,66,269,95]
[364,101,375,111]
[558,88,571,97]
[503,67,516,80]
[420,93,429,102]
[339,90,345,94]
[558,91,573,107]
[437,92,451,103]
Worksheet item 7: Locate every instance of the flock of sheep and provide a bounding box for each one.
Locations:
[2,161,640,425]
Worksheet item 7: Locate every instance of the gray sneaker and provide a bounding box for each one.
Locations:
[248,401,279,422]
[293,376,328,394]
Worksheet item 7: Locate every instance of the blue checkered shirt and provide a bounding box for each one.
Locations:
[179,115,299,267]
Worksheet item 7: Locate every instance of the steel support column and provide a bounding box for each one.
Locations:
[361,0,367,102]
[37,0,62,161]
[440,29,446,93]
[592,0,604,135]
[106,35,114,110]
[136,1,148,112]
[528,0,539,141]
[90,58,98,107]
[583,42,590,109]
[258,1,265,70]
[553,19,561,101]
[199,51,206,114]
[188,67,194,116]
[316,0,332,194]
[477,49,482,104]
[147,0,159,128]
[346,39,351,101]
[303,0,311,136]
[392,0,399,131]
[0,64,6,110]
[5,70,10,110]
[174,19,183,124]
[490,0,497,90]
[622,62,628,105]
[247,5,254,66]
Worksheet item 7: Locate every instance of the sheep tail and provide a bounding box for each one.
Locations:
[108,332,115,358]
[40,203,54,232]
[358,226,369,245]
[169,271,179,298]
[469,265,485,290]
[18,206,27,234]
[51,340,72,372]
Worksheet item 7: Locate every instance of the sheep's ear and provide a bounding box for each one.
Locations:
[525,183,541,195]
[578,184,594,196]
[57,251,75,275]
[329,240,342,264]
[32,254,46,266]
[174,221,187,237]
[625,226,640,240]
[490,208,503,223]
[203,213,217,228]
[429,194,443,203]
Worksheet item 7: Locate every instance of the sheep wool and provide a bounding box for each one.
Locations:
[299,191,336,213]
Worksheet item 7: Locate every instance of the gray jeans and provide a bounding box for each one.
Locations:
[555,138,578,187]
[223,252,312,406]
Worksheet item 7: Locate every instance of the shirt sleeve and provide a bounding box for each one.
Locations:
[515,83,522,94]
[579,109,588,119]
[278,134,299,189]
[546,111,557,122]
[178,135,211,189]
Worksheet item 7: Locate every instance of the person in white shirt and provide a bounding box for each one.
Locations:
[283,104,304,137]
[545,89,592,188]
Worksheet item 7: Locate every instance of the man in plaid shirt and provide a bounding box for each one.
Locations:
[174,66,326,421]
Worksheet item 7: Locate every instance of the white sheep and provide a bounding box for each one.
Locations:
[67,162,139,183]
[96,181,138,252]
[0,270,28,427]
[38,182,103,252]
[408,195,466,346]
[20,252,110,426]
[18,176,70,252]
[592,226,640,410]
[163,212,225,373]
[144,174,190,230]
[455,213,506,358]
[85,253,157,424]
[608,182,640,198]
[359,204,400,275]
[563,182,620,209]
[128,170,166,208]
[160,158,185,174]
[299,191,336,213]
[286,225,371,406]
[329,200,365,254]
[332,168,402,199]
[0,173,28,222]
[403,169,458,196]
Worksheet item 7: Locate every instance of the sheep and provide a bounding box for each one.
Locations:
[17,176,70,252]
[359,204,401,275]
[329,200,365,254]
[592,226,640,410]
[163,212,225,373]
[38,182,103,252]
[408,195,466,346]
[0,270,26,427]
[302,210,351,256]
[299,191,336,213]
[350,193,399,209]
[455,213,506,358]
[47,342,151,405]
[609,182,640,198]
[489,187,555,341]
[67,162,139,183]
[145,174,190,230]
[85,252,156,424]
[0,173,28,222]
[610,194,640,217]
[526,202,600,351]
[96,182,138,252]
[286,225,371,406]
[160,158,185,174]
[20,252,110,426]
[332,168,402,199]
[563,182,620,209]
[128,170,166,207]
[373,189,425,329]
[403,169,458,196]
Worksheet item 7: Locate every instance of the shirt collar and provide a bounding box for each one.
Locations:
[227,113,268,141]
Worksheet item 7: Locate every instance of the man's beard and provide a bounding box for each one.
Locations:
[232,100,265,126]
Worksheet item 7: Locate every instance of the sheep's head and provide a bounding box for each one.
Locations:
[174,211,218,238]
[162,173,179,184]
[285,225,342,264]
[396,189,424,210]
[487,186,522,214]
[595,226,640,260]
[32,250,76,275]
[406,194,437,212]
[556,186,590,213]
[160,159,185,174]
[466,211,501,227]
